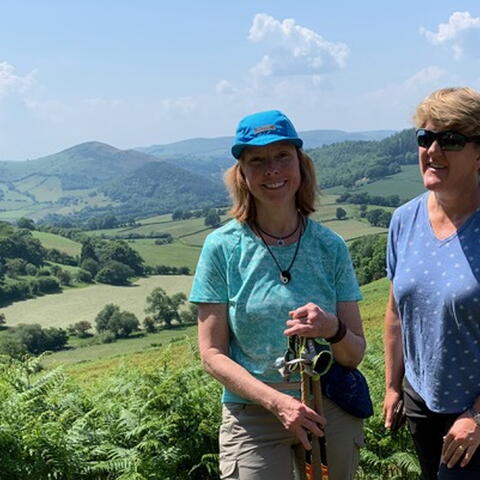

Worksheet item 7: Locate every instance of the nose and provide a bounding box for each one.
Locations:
[427,139,442,155]
[264,157,280,176]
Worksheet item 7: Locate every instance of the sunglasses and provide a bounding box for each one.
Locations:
[416,128,480,151]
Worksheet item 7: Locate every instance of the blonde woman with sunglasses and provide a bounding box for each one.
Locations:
[384,87,480,479]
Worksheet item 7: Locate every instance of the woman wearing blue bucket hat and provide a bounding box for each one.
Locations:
[190,110,367,479]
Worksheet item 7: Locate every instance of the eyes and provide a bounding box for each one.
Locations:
[245,150,293,166]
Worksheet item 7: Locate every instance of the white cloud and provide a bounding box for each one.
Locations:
[404,66,447,89]
[420,11,480,59]
[216,80,237,95]
[248,14,349,79]
[0,62,36,97]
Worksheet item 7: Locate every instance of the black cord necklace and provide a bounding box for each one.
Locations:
[255,215,301,246]
[255,217,305,284]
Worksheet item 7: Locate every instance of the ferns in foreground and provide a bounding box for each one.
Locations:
[0,344,221,479]
[0,338,420,479]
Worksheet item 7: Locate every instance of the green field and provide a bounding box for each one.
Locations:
[1,275,193,329]
[0,178,117,222]
[326,164,425,200]
[31,231,83,256]
[6,275,391,373]
[85,195,386,268]
[42,325,198,368]
[34,277,390,385]
[127,239,202,270]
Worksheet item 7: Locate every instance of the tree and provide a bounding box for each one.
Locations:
[16,217,35,230]
[172,208,184,221]
[97,240,144,275]
[5,258,26,277]
[95,261,134,286]
[143,316,156,333]
[80,238,99,264]
[179,303,198,325]
[80,258,100,277]
[68,321,92,338]
[359,204,368,218]
[56,269,72,286]
[95,304,120,332]
[74,268,93,284]
[378,211,392,228]
[350,234,387,285]
[145,288,187,328]
[8,324,68,354]
[335,207,347,220]
[365,208,384,227]
[204,209,221,228]
[94,304,139,338]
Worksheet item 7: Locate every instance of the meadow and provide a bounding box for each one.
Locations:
[31,230,83,256]
[327,164,425,200]
[79,194,387,270]
[1,275,193,329]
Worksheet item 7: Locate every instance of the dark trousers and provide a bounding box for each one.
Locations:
[404,379,480,480]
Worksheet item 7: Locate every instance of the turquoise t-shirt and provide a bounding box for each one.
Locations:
[189,218,362,403]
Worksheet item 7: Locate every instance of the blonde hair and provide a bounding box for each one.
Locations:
[414,87,480,136]
[224,149,318,223]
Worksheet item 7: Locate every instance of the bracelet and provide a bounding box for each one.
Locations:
[325,317,347,344]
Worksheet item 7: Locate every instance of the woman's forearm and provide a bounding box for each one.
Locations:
[384,287,404,391]
[330,327,366,368]
[201,346,283,411]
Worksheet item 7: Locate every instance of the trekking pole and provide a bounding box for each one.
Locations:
[311,371,329,479]
[299,337,323,480]
[275,336,332,480]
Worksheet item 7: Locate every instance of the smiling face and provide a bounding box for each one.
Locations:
[240,141,301,212]
[419,122,480,194]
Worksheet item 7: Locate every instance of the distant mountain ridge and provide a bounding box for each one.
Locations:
[0,128,418,225]
[0,141,227,223]
[135,129,396,179]
[136,129,396,157]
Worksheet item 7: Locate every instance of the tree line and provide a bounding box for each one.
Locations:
[0,287,197,357]
[309,128,417,190]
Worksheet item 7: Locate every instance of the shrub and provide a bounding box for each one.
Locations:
[95,304,139,338]
[74,268,93,284]
[95,261,134,286]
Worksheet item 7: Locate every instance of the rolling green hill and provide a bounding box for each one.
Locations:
[311,128,418,195]
[326,164,425,199]
[83,196,387,271]
[0,128,418,225]
[0,142,227,223]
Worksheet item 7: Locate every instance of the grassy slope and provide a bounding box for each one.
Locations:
[326,164,425,200]
[31,231,82,256]
[1,275,193,329]
[42,325,198,370]
[41,277,390,379]
[87,195,386,269]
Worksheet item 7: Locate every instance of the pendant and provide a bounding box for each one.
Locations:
[280,271,291,284]
[277,239,285,246]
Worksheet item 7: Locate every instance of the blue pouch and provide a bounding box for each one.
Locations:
[321,362,373,419]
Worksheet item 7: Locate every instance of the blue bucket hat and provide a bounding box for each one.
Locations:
[231,110,303,159]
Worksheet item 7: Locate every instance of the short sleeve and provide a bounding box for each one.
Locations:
[189,233,229,303]
[335,240,363,302]
[386,211,400,281]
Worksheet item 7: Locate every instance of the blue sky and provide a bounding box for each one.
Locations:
[1,1,480,160]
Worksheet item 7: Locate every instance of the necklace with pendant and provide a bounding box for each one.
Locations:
[255,217,305,284]
[255,216,301,246]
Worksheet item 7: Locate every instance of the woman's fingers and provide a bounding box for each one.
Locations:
[441,415,480,468]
